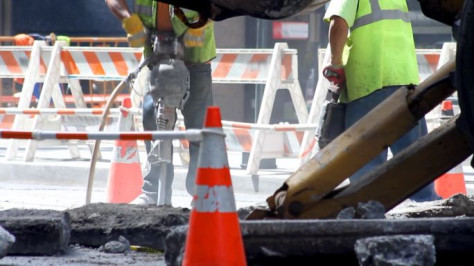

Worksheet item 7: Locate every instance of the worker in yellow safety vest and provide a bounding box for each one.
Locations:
[105,0,216,205]
[322,0,440,202]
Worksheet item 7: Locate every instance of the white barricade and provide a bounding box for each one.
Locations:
[210,43,308,187]
[1,41,308,188]
[300,44,455,164]
[0,40,143,161]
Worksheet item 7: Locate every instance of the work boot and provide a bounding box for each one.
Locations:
[130,193,157,205]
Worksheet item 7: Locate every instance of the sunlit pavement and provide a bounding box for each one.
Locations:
[0,141,472,211]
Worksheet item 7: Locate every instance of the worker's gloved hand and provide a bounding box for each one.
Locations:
[122,14,146,47]
[323,65,346,95]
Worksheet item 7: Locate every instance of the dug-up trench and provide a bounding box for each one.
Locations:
[1,194,474,265]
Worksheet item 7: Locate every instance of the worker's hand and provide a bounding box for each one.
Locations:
[122,14,146,48]
[323,65,346,94]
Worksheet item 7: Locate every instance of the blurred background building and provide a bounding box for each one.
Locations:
[0,0,453,123]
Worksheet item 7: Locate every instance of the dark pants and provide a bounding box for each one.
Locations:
[345,86,441,202]
[141,63,213,202]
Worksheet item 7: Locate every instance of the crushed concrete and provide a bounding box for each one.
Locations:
[68,203,190,250]
[0,209,70,255]
[354,234,436,266]
[2,195,474,265]
[337,200,386,219]
[386,193,474,218]
[98,235,131,254]
[0,244,165,266]
[0,226,15,258]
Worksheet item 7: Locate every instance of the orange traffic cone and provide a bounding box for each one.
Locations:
[440,100,454,117]
[435,165,467,199]
[106,97,143,203]
[435,164,467,199]
[434,100,467,198]
[182,106,247,266]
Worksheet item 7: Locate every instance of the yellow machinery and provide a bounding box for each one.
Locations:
[164,0,474,219]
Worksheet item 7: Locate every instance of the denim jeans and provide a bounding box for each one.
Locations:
[345,86,441,202]
[141,63,213,202]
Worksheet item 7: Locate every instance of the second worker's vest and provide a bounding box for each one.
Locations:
[341,0,419,103]
[133,0,216,63]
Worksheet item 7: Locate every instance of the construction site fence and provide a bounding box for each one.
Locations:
[0,36,129,108]
[0,128,204,142]
[0,39,456,189]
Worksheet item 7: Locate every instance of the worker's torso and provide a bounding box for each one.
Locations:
[342,0,419,103]
[134,0,216,63]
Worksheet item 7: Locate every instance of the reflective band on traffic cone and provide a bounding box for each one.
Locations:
[183,106,247,266]
[106,97,143,203]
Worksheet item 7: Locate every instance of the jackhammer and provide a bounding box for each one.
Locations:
[146,33,190,205]
[86,34,189,205]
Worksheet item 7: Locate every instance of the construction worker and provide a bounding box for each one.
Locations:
[105,0,216,205]
[13,33,70,101]
[322,0,440,201]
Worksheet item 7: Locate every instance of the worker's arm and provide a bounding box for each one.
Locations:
[328,15,348,66]
[105,0,145,47]
[105,0,131,20]
[322,15,348,93]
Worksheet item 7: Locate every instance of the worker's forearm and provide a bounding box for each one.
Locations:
[328,16,349,66]
[105,0,131,21]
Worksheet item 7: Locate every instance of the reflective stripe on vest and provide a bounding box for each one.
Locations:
[352,0,410,31]
[341,0,418,102]
[134,0,156,28]
[134,3,153,17]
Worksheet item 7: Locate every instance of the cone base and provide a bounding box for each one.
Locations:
[183,211,246,266]
[107,163,143,203]
[435,173,467,199]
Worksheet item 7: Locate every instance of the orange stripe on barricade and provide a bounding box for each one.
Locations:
[275,125,297,132]
[134,52,142,63]
[212,54,237,78]
[22,110,41,115]
[0,114,14,129]
[57,110,76,115]
[281,54,292,80]
[56,133,89,140]
[242,54,268,79]
[1,130,33,139]
[108,52,128,76]
[92,109,104,115]
[232,128,253,152]
[0,51,22,74]
[83,51,106,76]
[61,50,80,75]
[39,57,48,75]
[120,133,153,141]
[423,54,441,71]
[231,122,252,130]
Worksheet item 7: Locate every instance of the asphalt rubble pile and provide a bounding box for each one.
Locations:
[1,194,474,265]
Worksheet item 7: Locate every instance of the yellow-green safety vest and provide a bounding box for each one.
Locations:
[341,0,419,103]
[133,0,216,63]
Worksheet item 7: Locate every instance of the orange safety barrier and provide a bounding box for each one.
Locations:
[0,94,129,106]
